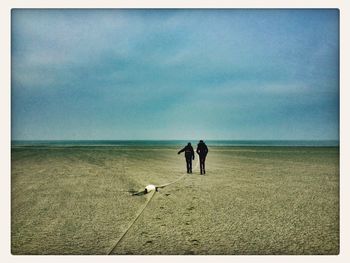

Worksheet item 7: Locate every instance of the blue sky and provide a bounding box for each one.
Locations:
[11,9,339,140]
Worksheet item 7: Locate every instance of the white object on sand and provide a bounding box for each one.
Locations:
[144,184,156,193]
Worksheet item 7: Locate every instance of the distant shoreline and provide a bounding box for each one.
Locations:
[11,140,339,147]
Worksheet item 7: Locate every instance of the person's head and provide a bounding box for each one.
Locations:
[187,142,191,146]
[199,140,204,143]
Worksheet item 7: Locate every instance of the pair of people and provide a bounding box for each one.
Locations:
[178,140,208,175]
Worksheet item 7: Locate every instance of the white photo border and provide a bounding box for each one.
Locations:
[1,1,348,263]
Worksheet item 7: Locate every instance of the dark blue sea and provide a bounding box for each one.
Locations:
[11,140,339,147]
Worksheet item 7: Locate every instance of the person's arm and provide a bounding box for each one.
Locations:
[192,147,195,160]
[196,146,200,155]
[178,147,185,154]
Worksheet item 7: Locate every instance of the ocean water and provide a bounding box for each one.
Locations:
[11,140,339,147]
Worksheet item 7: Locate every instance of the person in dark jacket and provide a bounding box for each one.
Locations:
[178,142,195,173]
[196,140,208,175]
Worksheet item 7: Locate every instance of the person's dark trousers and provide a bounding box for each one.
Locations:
[185,156,192,173]
[199,154,206,174]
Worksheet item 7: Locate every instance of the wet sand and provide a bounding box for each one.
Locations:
[11,146,339,255]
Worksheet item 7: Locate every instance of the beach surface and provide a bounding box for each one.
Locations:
[11,146,339,255]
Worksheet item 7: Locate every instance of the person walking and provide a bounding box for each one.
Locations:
[196,140,208,175]
[178,142,195,173]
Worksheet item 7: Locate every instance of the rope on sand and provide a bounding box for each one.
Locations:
[157,159,199,189]
[107,158,199,255]
[107,190,156,255]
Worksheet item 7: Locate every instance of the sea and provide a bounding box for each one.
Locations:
[11,140,339,147]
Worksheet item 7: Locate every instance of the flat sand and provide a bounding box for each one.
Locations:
[11,146,339,255]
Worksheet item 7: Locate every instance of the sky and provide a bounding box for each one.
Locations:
[11,9,339,140]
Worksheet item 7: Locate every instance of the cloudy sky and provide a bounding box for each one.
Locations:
[11,9,339,140]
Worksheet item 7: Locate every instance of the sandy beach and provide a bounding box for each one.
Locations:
[11,146,339,255]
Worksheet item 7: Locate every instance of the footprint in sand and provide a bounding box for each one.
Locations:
[191,239,199,245]
[145,240,153,245]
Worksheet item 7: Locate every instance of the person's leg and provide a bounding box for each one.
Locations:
[199,157,203,174]
[200,155,205,174]
[186,158,190,173]
[203,155,206,174]
[189,159,192,173]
